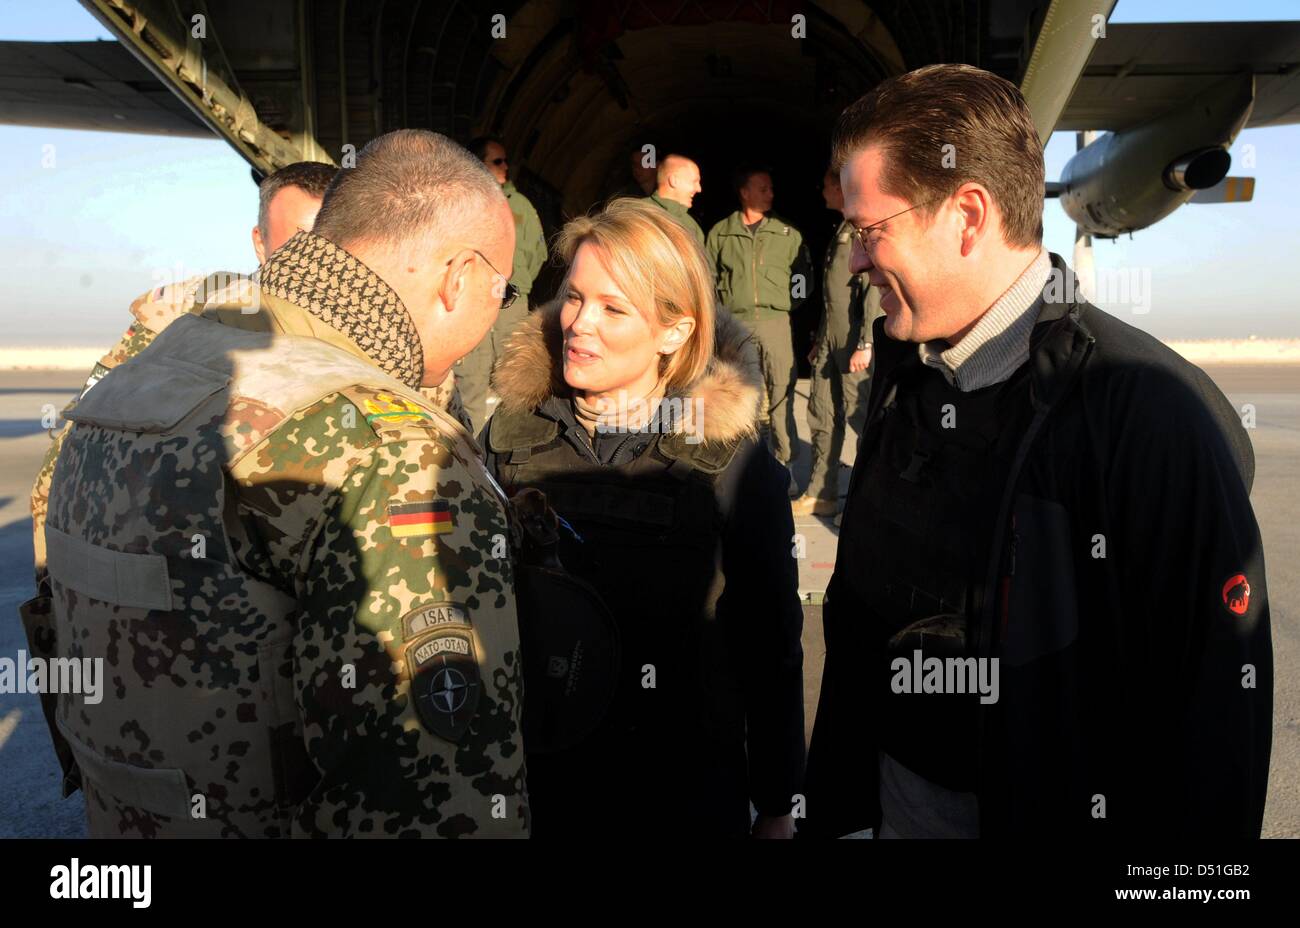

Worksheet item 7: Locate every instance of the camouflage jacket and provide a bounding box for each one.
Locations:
[28,232,527,837]
[30,273,469,598]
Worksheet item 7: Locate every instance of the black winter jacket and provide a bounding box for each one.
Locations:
[483,303,806,835]
[804,254,1272,838]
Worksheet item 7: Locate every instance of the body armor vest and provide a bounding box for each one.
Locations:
[838,359,1035,790]
[41,314,447,837]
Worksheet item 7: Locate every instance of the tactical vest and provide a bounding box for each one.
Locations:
[837,359,1035,791]
[488,402,750,832]
[40,313,461,837]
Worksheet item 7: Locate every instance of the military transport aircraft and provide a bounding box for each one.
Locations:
[1,0,1298,280]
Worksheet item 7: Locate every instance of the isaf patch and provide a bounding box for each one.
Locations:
[403,602,471,636]
[408,629,480,743]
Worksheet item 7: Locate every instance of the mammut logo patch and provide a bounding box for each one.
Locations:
[1222,573,1251,616]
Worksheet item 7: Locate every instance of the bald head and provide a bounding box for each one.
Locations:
[310,130,516,387]
[655,154,702,208]
[313,129,508,262]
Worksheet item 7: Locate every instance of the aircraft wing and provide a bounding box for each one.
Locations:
[1058,21,1300,131]
[0,39,208,137]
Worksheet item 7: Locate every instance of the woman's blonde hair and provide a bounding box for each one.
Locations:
[554,197,715,391]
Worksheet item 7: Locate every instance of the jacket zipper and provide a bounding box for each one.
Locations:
[563,423,601,464]
[972,321,1094,836]
[998,516,1018,639]
[978,331,1093,660]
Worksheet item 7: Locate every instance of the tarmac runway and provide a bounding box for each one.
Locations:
[1,364,1296,837]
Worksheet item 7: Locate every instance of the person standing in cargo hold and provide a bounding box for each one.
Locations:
[706,166,810,472]
[792,165,884,520]
[802,64,1272,840]
[458,135,549,432]
[645,153,706,245]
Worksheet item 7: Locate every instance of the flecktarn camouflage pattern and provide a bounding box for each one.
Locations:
[28,271,254,589]
[30,232,527,837]
[29,270,469,594]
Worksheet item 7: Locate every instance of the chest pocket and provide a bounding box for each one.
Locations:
[761,266,793,309]
[758,229,794,265]
[1003,493,1080,667]
[541,482,677,533]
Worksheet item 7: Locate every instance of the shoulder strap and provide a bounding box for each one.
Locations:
[656,432,742,477]
[487,402,559,464]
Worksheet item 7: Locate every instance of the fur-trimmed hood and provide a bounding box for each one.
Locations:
[491,301,761,446]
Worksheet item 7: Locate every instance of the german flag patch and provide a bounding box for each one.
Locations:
[388,498,453,539]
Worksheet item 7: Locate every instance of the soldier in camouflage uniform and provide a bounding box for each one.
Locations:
[27,163,473,617]
[23,130,527,837]
[29,162,337,589]
[250,162,337,266]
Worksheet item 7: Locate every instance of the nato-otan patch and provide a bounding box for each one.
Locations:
[402,602,471,637]
[408,629,480,742]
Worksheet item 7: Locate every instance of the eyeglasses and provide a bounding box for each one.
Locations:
[471,249,519,310]
[851,196,943,253]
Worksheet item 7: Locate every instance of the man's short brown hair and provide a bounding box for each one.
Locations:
[831,64,1044,247]
[257,161,337,245]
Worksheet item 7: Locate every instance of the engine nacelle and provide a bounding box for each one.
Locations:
[1060,73,1254,236]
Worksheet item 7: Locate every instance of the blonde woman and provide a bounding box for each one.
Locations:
[484,198,804,838]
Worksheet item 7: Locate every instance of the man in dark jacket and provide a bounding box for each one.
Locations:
[803,64,1271,838]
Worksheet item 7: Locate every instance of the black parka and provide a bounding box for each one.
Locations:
[484,303,806,835]
[803,254,1272,838]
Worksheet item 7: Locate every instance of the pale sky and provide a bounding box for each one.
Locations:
[0,0,1297,346]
